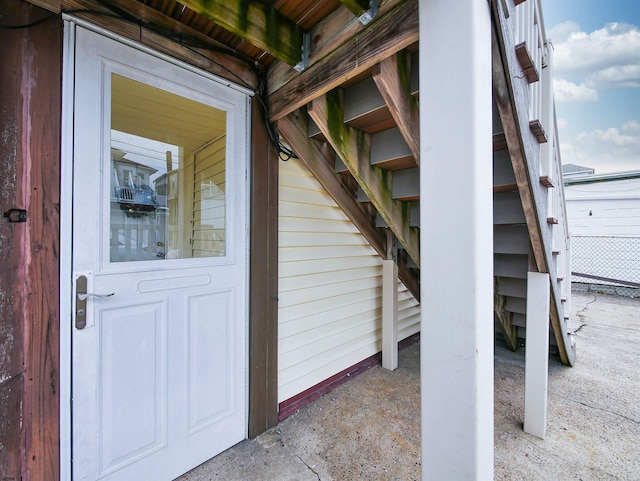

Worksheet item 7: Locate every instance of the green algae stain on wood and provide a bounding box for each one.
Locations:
[340,0,370,17]
[309,92,420,267]
[179,0,303,66]
[325,89,346,151]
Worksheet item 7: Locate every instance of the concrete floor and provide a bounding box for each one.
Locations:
[177,292,640,480]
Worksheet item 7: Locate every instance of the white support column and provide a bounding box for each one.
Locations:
[524,271,550,439]
[419,1,494,479]
[382,259,398,370]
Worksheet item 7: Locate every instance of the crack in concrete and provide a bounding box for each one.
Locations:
[576,294,597,323]
[292,451,321,480]
[277,431,321,480]
[573,323,587,334]
[550,391,640,424]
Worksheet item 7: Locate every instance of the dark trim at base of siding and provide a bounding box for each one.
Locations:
[278,333,420,421]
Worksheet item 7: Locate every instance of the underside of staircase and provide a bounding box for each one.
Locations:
[274,0,576,366]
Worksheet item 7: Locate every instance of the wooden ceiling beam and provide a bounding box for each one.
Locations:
[339,0,378,24]
[24,0,60,13]
[372,51,420,166]
[268,0,418,121]
[277,111,387,260]
[340,0,370,16]
[268,0,406,94]
[176,0,304,66]
[61,0,257,88]
[308,91,420,267]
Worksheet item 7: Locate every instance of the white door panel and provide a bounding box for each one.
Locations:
[71,26,248,481]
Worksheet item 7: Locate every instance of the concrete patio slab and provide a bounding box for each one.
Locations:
[178,292,640,480]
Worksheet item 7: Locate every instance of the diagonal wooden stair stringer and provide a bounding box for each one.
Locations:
[372,51,420,166]
[494,277,521,352]
[492,0,575,365]
[308,90,420,269]
[277,109,420,300]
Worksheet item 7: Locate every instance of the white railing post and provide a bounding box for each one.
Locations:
[540,42,555,181]
[382,259,399,371]
[524,271,550,439]
[564,237,572,316]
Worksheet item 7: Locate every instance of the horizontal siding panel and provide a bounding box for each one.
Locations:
[279,256,381,278]
[279,340,381,402]
[279,299,382,340]
[280,315,380,362]
[280,307,381,353]
[279,245,378,262]
[398,303,420,320]
[280,167,327,191]
[279,288,382,325]
[278,158,421,404]
[278,276,382,307]
[280,231,372,248]
[398,323,420,342]
[279,200,350,221]
[279,216,361,234]
[280,184,340,206]
[279,266,381,293]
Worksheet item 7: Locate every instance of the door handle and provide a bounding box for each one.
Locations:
[75,275,114,330]
[77,292,115,301]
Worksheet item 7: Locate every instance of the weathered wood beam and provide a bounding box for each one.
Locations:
[25,0,60,12]
[492,0,574,365]
[176,0,304,66]
[268,0,405,94]
[269,0,418,121]
[339,0,378,24]
[372,51,420,165]
[494,278,520,351]
[340,0,370,17]
[308,91,420,267]
[62,0,257,88]
[277,111,387,260]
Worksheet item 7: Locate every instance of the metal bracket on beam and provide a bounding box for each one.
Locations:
[359,0,379,25]
[293,32,311,72]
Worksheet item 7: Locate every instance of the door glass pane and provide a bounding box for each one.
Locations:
[110,74,227,262]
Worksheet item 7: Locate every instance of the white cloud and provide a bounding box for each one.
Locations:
[622,120,640,133]
[588,64,640,89]
[548,21,581,43]
[553,78,598,103]
[560,121,640,173]
[556,118,568,129]
[552,22,640,92]
[582,127,640,146]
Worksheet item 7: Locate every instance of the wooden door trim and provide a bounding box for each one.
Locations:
[248,99,279,437]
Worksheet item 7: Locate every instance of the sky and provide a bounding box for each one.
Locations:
[540,0,640,174]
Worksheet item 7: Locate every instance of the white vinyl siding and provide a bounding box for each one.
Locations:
[278,158,420,403]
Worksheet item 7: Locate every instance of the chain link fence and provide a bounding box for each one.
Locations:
[571,236,640,297]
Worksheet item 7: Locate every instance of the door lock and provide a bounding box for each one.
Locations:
[75,275,114,329]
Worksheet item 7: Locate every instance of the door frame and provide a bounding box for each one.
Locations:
[60,17,262,480]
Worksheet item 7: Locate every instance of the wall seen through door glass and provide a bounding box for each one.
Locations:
[110,74,227,262]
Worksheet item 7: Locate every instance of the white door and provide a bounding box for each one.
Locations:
[71,27,248,481]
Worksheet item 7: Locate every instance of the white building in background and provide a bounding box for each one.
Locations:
[563,166,640,237]
[563,165,640,294]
